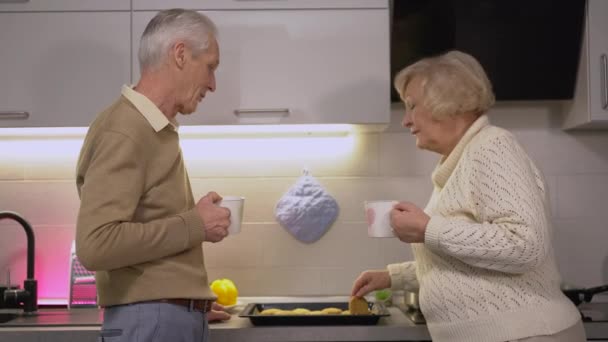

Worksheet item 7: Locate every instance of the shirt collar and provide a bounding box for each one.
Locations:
[121,85,178,132]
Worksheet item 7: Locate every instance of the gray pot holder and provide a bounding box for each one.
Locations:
[274,170,339,243]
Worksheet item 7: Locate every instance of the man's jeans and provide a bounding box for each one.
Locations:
[98,301,209,342]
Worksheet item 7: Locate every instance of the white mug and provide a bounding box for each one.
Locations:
[219,196,245,235]
[364,200,397,238]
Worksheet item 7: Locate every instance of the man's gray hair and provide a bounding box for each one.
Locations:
[138,8,218,71]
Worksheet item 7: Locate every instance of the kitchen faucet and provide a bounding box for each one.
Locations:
[0,211,38,313]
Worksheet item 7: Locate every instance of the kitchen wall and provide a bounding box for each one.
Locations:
[0,101,607,303]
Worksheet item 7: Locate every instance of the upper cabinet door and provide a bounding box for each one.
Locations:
[586,0,608,123]
[563,0,608,130]
[133,0,386,10]
[0,12,131,127]
[0,0,128,11]
[132,8,390,126]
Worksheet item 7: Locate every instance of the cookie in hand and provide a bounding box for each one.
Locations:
[348,296,370,315]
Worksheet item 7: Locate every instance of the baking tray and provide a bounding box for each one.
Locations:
[238,301,390,326]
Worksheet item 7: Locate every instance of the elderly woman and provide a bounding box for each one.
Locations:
[351,51,585,342]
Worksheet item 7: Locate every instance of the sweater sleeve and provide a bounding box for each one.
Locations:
[387,261,419,291]
[76,131,205,271]
[424,133,551,274]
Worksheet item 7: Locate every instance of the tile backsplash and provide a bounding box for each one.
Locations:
[1,101,607,302]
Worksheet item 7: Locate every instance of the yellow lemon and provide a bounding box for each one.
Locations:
[210,278,238,306]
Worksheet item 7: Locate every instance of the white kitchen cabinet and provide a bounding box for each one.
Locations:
[0,0,128,11]
[0,12,131,127]
[133,0,386,10]
[563,0,608,130]
[132,7,390,126]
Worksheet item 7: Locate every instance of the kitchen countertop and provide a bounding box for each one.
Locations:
[0,296,607,342]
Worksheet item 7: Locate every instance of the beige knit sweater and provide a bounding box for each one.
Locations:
[388,116,580,342]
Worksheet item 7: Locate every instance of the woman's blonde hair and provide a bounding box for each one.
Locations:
[393,50,495,119]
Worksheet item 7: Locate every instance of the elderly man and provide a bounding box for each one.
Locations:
[76,9,231,342]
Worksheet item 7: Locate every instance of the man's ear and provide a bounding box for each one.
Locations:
[172,41,187,69]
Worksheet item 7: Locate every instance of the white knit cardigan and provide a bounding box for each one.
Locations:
[388,115,580,342]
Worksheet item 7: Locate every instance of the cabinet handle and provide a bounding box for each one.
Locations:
[0,111,30,120]
[0,0,30,3]
[602,54,608,110]
[234,108,290,116]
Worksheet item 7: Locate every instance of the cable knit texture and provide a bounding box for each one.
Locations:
[388,116,580,342]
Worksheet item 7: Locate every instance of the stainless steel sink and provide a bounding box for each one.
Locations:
[0,313,18,324]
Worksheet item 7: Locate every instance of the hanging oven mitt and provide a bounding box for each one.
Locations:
[274,169,339,243]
